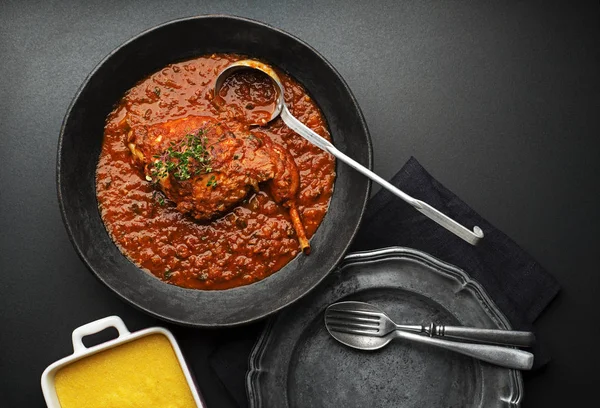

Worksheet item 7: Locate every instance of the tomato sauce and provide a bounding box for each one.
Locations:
[96,54,335,290]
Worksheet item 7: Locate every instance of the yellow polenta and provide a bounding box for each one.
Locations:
[54,333,197,408]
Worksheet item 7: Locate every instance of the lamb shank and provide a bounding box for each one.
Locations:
[126,115,310,253]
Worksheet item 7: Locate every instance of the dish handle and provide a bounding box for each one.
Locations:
[71,315,131,354]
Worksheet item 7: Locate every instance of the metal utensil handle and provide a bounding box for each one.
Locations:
[437,326,536,347]
[393,330,534,370]
[280,107,484,246]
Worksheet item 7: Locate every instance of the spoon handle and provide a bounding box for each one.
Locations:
[434,325,536,347]
[280,107,484,246]
[392,329,534,370]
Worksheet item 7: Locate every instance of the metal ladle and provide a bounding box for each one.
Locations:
[214,60,484,245]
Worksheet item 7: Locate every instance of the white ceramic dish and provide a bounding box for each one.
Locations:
[41,315,205,407]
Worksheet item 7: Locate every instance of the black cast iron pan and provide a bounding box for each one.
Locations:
[57,15,372,327]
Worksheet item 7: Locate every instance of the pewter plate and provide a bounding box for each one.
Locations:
[246,247,523,407]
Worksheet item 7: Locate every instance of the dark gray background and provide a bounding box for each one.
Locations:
[1,0,598,406]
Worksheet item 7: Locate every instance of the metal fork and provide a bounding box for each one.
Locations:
[325,301,536,347]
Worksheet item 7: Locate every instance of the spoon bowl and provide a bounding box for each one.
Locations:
[326,325,394,351]
[213,60,285,125]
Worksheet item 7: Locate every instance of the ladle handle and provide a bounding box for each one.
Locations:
[280,107,484,245]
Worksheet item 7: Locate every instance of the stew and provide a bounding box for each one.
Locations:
[96,54,335,290]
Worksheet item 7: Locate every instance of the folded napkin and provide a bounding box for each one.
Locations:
[208,156,560,407]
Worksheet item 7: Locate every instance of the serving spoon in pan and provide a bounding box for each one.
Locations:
[214,60,484,245]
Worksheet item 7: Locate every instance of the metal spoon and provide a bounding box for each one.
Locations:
[214,60,484,245]
[324,302,534,370]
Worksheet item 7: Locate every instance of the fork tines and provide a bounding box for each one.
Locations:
[328,308,381,319]
[325,309,382,335]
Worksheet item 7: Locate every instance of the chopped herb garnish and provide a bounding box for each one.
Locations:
[153,87,161,97]
[151,129,212,181]
[206,175,218,188]
[164,270,173,279]
[233,154,239,160]
[152,190,166,206]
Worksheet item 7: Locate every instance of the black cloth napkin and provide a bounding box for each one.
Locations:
[208,157,560,407]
